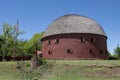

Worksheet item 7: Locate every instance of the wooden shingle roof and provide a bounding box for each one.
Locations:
[43,14,106,38]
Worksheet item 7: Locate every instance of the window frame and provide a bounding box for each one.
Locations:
[55,39,59,44]
[67,49,73,54]
[48,50,52,55]
[47,40,51,45]
[81,38,85,43]
[91,38,95,43]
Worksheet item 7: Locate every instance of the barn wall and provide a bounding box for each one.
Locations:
[41,33,108,60]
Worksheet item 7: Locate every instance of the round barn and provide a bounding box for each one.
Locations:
[41,14,108,60]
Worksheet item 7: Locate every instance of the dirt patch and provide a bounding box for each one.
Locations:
[85,64,120,68]
[81,65,120,77]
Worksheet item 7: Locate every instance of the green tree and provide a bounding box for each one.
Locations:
[114,44,120,58]
[0,22,24,59]
[23,32,44,55]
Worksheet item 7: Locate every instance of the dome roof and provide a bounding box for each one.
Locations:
[42,14,106,38]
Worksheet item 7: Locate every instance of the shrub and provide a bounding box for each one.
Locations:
[108,55,119,60]
[17,59,55,80]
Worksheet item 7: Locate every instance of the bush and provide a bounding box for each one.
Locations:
[37,57,46,65]
[17,59,55,80]
[108,55,119,60]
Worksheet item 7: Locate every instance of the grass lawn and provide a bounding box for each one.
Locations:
[0,60,120,80]
[0,61,21,80]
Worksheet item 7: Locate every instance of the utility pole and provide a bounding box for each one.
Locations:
[14,20,19,59]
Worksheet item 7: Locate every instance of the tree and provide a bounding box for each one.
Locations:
[114,44,120,58]
[23,32,44,55]
[0,22,24,60]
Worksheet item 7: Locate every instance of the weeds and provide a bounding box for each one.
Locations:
[16,59,55,80]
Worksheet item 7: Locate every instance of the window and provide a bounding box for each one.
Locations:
[89,49,92,53]
[91,38,95,43]
[100,50,103,53]
[67,49,73,54]
[47,40,50,45]
[48,50,52,55]
[67,49,70,53]
[89,49,95,57]
[55,39,59,44]
[81,38,85,43]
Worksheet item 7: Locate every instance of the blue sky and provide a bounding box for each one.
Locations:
[0,0,120,53]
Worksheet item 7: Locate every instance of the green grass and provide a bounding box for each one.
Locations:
[0,61,21,80]
[0,60,120,80]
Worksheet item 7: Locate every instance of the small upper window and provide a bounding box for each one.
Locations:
[81,38,85,43]
[48,50,52,55]
[55,39,59,44]
[47,40,50,45]
[91,38,95,43]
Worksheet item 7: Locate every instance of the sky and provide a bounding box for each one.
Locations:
[0,0,120,53]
